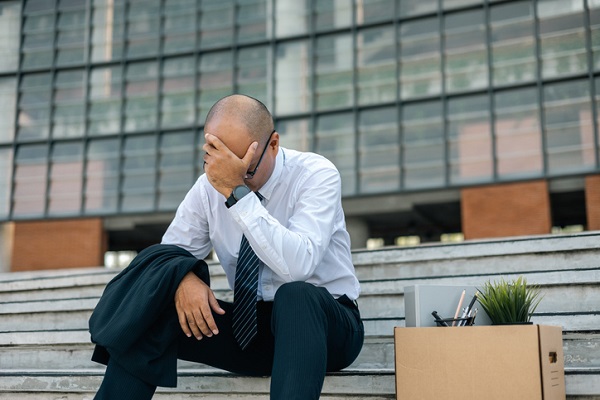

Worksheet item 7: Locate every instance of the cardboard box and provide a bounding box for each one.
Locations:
[394,325,565,400]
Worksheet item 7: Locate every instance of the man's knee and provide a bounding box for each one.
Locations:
[274,281,321,305]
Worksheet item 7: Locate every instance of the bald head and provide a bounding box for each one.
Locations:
[205,94,274,144]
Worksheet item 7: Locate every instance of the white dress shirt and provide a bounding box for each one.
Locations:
[161,147,360,301]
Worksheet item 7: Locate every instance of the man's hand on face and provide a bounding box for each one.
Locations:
[203,133,258,197]
[175,271,225,340]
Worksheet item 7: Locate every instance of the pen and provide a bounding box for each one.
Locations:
[432,311,449,327]
[458,291,480,326]
[452,289,466,326]
[465,291,479,315]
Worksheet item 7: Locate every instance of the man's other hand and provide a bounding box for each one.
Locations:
[175,271,225,340]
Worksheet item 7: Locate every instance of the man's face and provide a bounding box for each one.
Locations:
[204,115,276,192]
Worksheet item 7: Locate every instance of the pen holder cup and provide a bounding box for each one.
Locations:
[434,316,475,327]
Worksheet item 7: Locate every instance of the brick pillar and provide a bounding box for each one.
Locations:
[11,218,107,271]
[461,180,552,240]
[585,175,600,231]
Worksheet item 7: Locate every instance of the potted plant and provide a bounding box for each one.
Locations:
[477,276,543,325]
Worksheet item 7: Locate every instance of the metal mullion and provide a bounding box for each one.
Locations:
[439,0,450,187]
[268,0,275,112]
[584,0,600,169]
[193,0,202,180]
[484,0,498,182]
[308,0,317,153]
[44,0,60,218]
[394,0,403,190]
[232,0,240,93]
[533,0,548,177]
[153,0,166,213]
[352,0,360,196]
[80,0,93,216]
[116,0,129,214]
[8,1,27,221]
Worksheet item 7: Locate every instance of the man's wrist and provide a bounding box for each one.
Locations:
[225,184,252,208]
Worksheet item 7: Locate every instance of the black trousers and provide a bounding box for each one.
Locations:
[95,281,364,400]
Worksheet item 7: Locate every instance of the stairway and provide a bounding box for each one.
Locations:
[1,232,599,399]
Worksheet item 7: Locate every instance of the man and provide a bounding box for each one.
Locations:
[91,94,363,399]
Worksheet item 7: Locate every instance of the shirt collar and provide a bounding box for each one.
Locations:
[256,147,285,202]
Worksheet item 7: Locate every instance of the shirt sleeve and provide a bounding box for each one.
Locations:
[161,178,213,260]
[228,166,341,282]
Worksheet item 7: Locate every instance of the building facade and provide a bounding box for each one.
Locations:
[0,0,599,271]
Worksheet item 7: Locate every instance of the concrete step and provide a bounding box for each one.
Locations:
[2,270,597,332]
[0,369,397,398]
[0,368,598,399]
[2,332,599,372]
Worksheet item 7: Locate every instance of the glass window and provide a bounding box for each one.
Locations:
[543,79,594,173]
[163,0,196,54]
[537,0,586,79]
[158,131,195,210]
[315,0,352,32]
[315,33,353,111]
[359,107,400,193]
[122,134,157,211]
[357,26,396,105]
[494,87,542,178]
[447,95,492,184]
[126,0,160,58]
[398,0,437,17]
[198,51,234,124]
[357,0,394,24]
[0,1,21,72]
[0,148,13,218]
[276,40,311,115]
[591,2,600,71]
[91,0,125,62]
[237,46,270,104]
[49,141,83,215]
[56,0,86,66]
[13,144,48,217]
[18,72,52,141]
[0,77,17,143]
[444,10,488,93]
[89,66,122,135]
[399,18,441,99]
[162,56,195,129]
[315,112,355,195]
[277,117,312,151]
[22,0,55,70]
[199,0,234,49]
[237,0,269,44]
[275,0,309,37]
[85,138,120,214]
[124,61,158,132]
[443,0,481,9]
[402,101,445,188]
[490,1,536,86]
[53,69,85,138]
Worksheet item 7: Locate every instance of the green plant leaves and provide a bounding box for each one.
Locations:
[477,276,543,324]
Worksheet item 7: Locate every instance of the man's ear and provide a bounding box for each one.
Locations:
[270,132,280,149]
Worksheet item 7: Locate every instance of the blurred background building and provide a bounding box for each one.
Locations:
[0,0,599,271]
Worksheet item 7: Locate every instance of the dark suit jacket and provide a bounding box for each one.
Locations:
[89,244,209,387]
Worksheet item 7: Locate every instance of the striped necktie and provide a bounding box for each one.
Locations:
[232,235,259,350]
[232,192,263,350]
